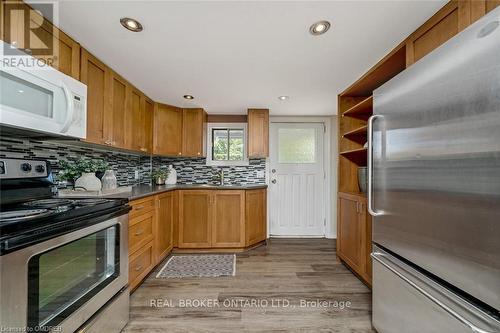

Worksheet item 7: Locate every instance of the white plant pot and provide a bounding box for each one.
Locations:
[75,172,102,191]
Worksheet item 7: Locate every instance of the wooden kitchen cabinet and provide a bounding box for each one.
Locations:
[154,104,184,156]
[129,210,155,255]
[182,108,207,157]
[245,189,267,246]
[129,240,155,291]
[142,97,155,154]
[178,189,267,249]
[178,190,212,248]
[80,49,110,145]
[108,71,128,148]
[1,2,80,79]
[212,191,246,248]
[337,192,371,286]
[126,88,154,153]
[156,192,174,262]
[125,85,143,151]
[405,0,498,66]
[247,109,269,158]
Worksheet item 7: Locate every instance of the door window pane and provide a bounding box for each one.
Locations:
[278,128,316,163]
[28,226,119,328]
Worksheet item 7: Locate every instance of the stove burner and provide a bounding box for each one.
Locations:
[72,199,109,206]
[23,199,74,209]
[0,209,51,222]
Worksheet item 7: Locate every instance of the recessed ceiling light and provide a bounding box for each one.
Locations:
[120,17,143,32]
[309,20,331,35]
[183,95,194,100]
[278,96,289,101]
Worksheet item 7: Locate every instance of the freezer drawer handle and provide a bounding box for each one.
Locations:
[371,252,497,333]
[367,115,384,217]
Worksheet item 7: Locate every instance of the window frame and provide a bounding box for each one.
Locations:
[206,123,249,166]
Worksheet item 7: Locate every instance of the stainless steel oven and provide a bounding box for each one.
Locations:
[0,214,129,333]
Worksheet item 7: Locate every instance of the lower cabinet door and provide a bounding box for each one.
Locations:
[245,189,267,246]
[338,194,365,275]
[129,240,154,290]
[212,191,245,248]
[178,190,212,248]
[156,192,173,261]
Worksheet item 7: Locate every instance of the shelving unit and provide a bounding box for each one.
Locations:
[342,96,373,120]
[342,125,367,144]
[336,42,407,287]
[339,147,368,165]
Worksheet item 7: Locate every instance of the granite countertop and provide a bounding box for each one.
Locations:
[93,183,268,201]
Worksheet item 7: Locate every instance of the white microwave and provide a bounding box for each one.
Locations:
[0,42,87,139]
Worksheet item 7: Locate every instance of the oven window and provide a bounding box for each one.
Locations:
[27,226,120,329]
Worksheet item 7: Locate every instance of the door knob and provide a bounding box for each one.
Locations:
[271,179,277,184]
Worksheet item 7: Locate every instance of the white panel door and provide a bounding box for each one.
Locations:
[269,122,325,236]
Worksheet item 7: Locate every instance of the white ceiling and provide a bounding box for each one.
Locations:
[56,0,446,115]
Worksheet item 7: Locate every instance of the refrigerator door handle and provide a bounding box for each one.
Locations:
[367,114,384,217]
[372,251,498,333]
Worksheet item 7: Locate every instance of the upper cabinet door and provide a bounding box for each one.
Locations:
[80,49,110,145]
[126,86,143,151]
[182,108,207,157]
[154,104,183,156]
[406,1,472,66]
[109,72,128,148]
[247,109,269,158]
[2,3,80,79]
[143,97,154,154]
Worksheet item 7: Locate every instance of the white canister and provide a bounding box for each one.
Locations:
[101,169,118,191]
[75,172,102,191]
[166,165,177,184]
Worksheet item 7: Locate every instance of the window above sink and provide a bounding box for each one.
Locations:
[206,123,249,166]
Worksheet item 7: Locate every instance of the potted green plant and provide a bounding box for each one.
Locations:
[57,159,108,191]
[151,168,170,185]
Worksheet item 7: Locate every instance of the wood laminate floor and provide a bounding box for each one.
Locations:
[124,238,374,333]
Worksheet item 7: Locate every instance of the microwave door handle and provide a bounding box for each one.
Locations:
[368,114,384,216]
[60,81,75,133]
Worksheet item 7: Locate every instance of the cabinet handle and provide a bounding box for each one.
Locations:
[134,229,143,236]
[356,202,359,213]
[134,265,143,271]
[135,205,144,210]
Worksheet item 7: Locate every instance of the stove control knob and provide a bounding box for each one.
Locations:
[35,165,46,173]
[20,163,32,172]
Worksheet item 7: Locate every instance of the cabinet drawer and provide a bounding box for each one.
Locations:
[129,241,154,290]
[129,197,155,217]
[129,211,154,254]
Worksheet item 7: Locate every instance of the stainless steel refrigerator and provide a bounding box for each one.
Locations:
[369,7,500,333]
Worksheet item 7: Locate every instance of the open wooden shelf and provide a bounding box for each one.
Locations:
[342,96,372,119]
[342,125,368,138]
[340,147,367,165]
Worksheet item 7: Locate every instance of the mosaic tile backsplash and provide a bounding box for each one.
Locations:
[0,135,266,187]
